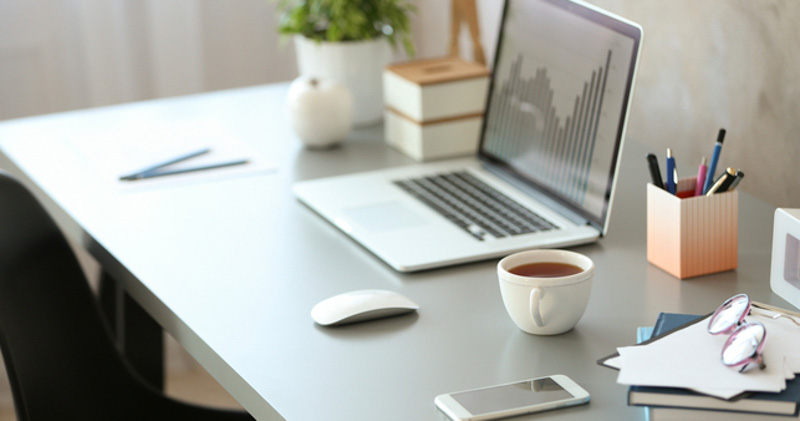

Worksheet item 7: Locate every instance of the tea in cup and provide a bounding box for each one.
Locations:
[498,249,594,335]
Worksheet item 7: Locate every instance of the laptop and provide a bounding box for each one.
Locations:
[293,0,643,272]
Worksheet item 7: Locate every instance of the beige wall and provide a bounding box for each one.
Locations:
[457,0,800,208]
[0,0,797,206]
[588,0,800,208]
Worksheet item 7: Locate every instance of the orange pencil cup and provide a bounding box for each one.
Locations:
[646,178,738,279]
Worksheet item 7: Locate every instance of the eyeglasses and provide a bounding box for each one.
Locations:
[707,294,767,373]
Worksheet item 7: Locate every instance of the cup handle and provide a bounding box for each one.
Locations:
[530,287,545,327]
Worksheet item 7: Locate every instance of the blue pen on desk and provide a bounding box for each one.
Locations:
[118,147,250,181]
[666,148,676,195]
[702,128,726,194]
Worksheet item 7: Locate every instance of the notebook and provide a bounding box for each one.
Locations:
[293,0,643,272]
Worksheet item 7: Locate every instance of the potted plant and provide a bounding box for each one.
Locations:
[274,0,416,126]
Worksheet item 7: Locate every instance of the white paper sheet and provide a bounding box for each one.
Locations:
[66,120,274,189]
[616,313,800,398]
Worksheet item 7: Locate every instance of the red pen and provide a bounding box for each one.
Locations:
[694,157,707,197]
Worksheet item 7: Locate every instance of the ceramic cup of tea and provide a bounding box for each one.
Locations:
[498,249,594,335]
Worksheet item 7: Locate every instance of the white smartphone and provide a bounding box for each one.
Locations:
[434,374,590,421]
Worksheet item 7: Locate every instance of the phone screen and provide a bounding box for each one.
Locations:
[450,378,573,415]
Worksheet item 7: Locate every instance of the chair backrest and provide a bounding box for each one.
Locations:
[0,171,256,421]
[0,171,153,419]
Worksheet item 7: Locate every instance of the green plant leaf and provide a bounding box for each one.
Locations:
[273,0,416,56]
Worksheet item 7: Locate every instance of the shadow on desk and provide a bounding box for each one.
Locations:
[313,312,420,338]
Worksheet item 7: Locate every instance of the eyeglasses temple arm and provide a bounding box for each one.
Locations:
[752,301,800,326]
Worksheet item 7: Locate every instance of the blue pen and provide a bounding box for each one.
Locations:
[702,128,726,194]
[666,148,676,195]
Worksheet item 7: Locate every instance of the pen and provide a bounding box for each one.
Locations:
[119,159,250,181]
[119,148,211,180]
[705,167,736,195]
[728,170,745,191]
[646,153,664,189]
[694,157,707,197]
[666,148,676,195]
[702,128,726,194]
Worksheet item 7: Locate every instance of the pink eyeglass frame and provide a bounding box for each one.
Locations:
[707,294,767,372]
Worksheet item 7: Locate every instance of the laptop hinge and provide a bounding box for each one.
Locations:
[481,161,597,230]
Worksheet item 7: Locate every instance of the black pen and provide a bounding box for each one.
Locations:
[705,167,736,195]
[727,170,745,191]
[120,159,250,181]
[646,153,664,189]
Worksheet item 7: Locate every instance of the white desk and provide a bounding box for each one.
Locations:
[0,83,785,420]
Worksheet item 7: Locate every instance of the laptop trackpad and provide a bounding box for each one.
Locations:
[343,202,427,232]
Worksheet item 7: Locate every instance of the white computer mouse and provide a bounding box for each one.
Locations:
[311,289,419,326]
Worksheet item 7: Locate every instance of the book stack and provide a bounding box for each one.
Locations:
[630,313,800,420]
[382,56,489,161]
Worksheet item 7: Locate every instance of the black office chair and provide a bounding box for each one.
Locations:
[0,171,255,421]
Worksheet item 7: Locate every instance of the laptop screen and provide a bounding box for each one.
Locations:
[480,0,642,229]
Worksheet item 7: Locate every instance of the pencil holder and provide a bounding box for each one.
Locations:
[646,177,738,279]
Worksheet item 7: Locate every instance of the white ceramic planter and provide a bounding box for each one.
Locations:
[294,35,390,127]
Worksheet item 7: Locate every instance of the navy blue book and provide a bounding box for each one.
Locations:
[628,313,800,418]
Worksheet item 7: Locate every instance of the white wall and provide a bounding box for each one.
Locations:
[0,0,296,119]
[1,1,796,206]
[0,0,499,119]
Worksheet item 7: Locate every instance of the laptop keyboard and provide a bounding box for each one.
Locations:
[393,171,558,241]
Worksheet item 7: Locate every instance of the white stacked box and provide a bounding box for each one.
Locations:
[383,57,489,161]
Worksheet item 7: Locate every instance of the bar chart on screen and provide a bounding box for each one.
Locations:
[486,51,612,204]
[481,0,636,217]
